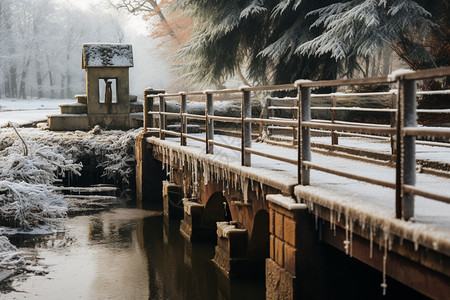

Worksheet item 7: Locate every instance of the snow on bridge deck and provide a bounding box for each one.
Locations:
[147,133,450,256]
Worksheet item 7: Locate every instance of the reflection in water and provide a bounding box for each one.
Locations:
[2,208,265,300]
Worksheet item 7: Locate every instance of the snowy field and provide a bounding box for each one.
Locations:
[0,98,74,127]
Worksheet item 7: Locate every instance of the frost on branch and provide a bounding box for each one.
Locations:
[0,236,47,282]
[240,0,267,19]
[98,130,140,187]
[0,181,67,229]
[297,0,434,62]
[0,131,81,229]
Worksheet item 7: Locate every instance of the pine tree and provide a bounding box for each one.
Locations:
[297,0,437,74]
[174,0,340,87]
[111,0,443,87]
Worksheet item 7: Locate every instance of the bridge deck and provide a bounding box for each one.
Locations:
[148,134,450,257]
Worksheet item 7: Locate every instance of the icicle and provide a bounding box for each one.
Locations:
[344,216,350,255]
[330,209,334,230]
[349,217,353,258]
[203,161,208,185]
[222,180,226,196]
[315,210,319,230]
[242,178,249,204]
[333,220,336,237]
[381,237,388,296]
[369,225,374,259]
[162,148,166,170]
[255,181,259,199]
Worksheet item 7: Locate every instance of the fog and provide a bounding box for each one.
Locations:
[0,0,172,100]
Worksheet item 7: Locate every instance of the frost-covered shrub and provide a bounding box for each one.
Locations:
[98,129,139,187]
[0,132,81,229]
[0,127,139,230]
[0,181,67,229]
[0,235,47,282]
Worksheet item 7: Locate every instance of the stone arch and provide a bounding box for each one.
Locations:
[247,209,269,260]
[204,192,232,228]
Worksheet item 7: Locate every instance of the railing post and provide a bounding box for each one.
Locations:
[331,94,338,145]
[205,91,214,154]
[180,93,187,146]
[402,78,417,220]
[395,77,416,220]
[293,98,298,146]
[159,95,166,140]
[143,89,151,131]
[241,89,252,166]
[296,81,311,185]
[390,92,397,155]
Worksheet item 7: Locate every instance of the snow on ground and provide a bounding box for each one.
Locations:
[150,134,450,256]
[0,98,74,127]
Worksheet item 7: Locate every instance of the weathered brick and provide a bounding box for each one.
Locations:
[269,209,275,234]
[274,236,284,267]
[266,258,296,300]
[283,217,297,247]
[274,212,284,239]
[270,234,275,260]
[284,243,297,276]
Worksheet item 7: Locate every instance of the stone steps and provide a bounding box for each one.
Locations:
[75,94,87,104]
[47,114,89,131]
[60,103,87,114]
[47,94,142,131]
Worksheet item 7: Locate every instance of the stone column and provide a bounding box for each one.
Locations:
[162,180,184,219]
[266,194,326,300]
[179,200,206,241]
[212,221,250,276]
[135,132,165,209]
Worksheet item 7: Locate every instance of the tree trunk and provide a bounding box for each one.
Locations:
[46,53,55,98]
[10,65,17,98]
[36,62,44,99]
[19,72,26,99]
[19,57,30,99]
[4,74,11,98]
[66,73,72,99]
[60,74,65,99]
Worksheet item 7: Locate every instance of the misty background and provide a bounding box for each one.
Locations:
[0,0,172,100]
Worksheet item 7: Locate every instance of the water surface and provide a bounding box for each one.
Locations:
[2,208,265,300]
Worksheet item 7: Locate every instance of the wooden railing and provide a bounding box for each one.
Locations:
[142,67,450,220]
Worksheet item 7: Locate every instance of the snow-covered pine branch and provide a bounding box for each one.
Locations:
[296,0,434,68]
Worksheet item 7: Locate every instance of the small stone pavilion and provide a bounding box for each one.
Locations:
[47,43,142,131]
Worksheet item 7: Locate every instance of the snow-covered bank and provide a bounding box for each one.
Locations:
[0,126,139,282]
[0,98,74,127]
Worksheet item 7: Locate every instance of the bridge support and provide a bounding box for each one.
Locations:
[266,195,328,300]
[179,200,218,241]
[212,221,265,277]
[162,181,183,219]
[135,132,165,209]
